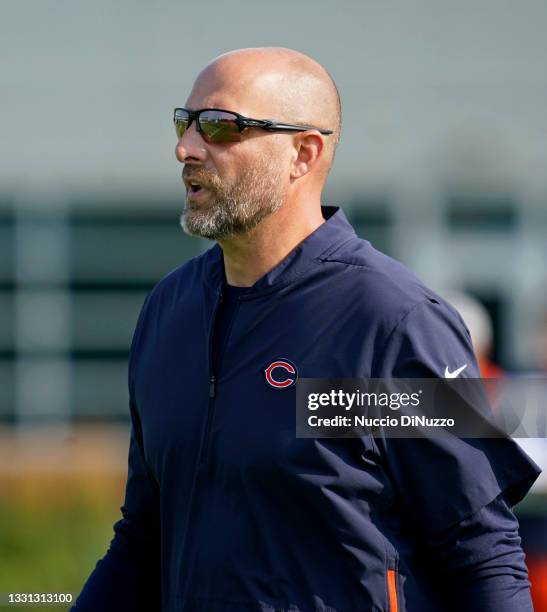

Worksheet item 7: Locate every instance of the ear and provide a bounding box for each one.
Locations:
[290,132,325,181]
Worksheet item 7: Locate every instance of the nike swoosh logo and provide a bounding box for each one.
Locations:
[444,364,467,378]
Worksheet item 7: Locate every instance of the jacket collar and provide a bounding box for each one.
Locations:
[203,206,356,298]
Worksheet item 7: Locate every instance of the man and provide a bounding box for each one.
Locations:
[73,47,540,611]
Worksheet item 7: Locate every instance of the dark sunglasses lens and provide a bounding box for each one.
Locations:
[199,110,241,143]
[174,110,190,138]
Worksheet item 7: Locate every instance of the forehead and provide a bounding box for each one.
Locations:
[185,66,286,118]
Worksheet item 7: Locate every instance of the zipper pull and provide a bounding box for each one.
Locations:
[209,375,216,398]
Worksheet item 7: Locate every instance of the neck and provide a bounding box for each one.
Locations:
[218,202,325,287]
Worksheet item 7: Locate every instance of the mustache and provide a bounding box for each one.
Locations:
[182,166,220,188]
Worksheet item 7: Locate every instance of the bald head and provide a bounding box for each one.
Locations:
[188,47,342,175]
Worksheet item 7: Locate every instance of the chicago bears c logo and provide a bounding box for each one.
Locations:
[264,359,298,389]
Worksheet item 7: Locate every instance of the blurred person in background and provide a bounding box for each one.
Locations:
[444,292,504,379]
[73,47,540,611]
[444,292,505,411]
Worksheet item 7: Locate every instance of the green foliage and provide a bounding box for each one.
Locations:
[0,475,123,611]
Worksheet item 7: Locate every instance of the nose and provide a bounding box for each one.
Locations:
[175,120,207,164]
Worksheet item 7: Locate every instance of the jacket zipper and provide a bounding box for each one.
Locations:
[198,289,223,467]
[178,287,224,607]
[199,291,245,466]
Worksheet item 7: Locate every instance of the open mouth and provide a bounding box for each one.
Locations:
[189,182,203,195]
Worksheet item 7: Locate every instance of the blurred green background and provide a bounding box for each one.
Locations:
[0,427,127,610]
[0,473,122,609]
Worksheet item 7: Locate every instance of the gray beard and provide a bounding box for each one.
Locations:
[180,163,286,241]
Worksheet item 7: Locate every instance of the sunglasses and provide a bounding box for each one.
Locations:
[173,107,333,144]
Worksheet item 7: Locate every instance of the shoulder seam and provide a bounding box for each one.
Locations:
[318,258,374,271]
[318,235,360,260]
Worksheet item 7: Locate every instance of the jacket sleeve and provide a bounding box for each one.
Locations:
[373,298,540,609]
[428,494,533,612]
[72,296,161,612]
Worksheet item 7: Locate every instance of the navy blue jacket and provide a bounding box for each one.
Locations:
[74,206,540,611]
